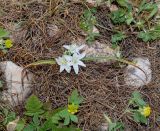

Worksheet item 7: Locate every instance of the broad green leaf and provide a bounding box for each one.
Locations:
[140,114,147,124]
[138,0,147,13]
[110,9,126,24]
[114,122,124,131]
[43,107,65,120]
[80,8,99,44]
[132,91,146,106]
[111,32,126,44]
[133,112,140,123]
[23,124,34,131]
[52,114,61,124]
[138,31,151,42]
[0,28,9,38]
[80,9,97,32]
[116,0,129,8]
[33,115,40,126]
[138,0,158,19]
[3,108,8,116]
[108,123,117,131]
[148,4,158,19]
[3,111,16,125]
[40,118,56,131]
[16,120,25,131]
[68,89,83,105]
[126,12,134,25]
[63,115,70,126]
[25,95,44,116]
[70,114,78,123]
[133,112,147,124]
[86,32,100,43]
[59,109,70,125]
[136,99,146,107]
[132,91,141,98]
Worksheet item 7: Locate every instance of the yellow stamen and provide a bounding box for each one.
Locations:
[140,106,151,117]
[68,103,78,115]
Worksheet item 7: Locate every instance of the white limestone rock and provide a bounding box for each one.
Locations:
[70,0,103,6]
[0,61,33,106]
[109,4,118,12]
[124,57,152,87]
[86,0,103,7]
[92,26,100,34]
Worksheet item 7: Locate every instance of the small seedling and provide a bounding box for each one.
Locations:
[0,28,12,53]
[138,25,160,42]
[109,0,159,45]
[128,91,151,124]
[104,114,124,131]
[80,8,100,43]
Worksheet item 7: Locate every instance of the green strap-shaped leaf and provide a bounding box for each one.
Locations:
[25,59,56,68]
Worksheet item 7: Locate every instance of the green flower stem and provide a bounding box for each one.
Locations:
[24,59,56,69]
[24,56,147,80]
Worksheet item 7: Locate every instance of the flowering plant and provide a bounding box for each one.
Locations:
[25,44,141,76]
[128,91,151,124]
[56,44,86,74]
[0,28,12,53]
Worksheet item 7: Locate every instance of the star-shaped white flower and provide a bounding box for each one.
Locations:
[55,55,72,73]
[70,53,86,74]
[63,44,85,54]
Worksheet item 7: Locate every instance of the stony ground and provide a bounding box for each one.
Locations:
[0,0,160,131]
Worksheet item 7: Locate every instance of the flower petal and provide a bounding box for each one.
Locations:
[65,66,71,73]
[63,45,70,50]
[55,57,62,65]
[79,53,86,59]
[73,52,78,58]
[73,64,79,74]
[60,66,65,72]
[78,61,86,67]
[64,55,72,62]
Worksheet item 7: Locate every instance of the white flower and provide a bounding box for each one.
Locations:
[56,55,72,73]
[63,44,85,54]
[70,53,86,74]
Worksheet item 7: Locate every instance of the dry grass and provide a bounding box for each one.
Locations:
[0,0,160,130]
